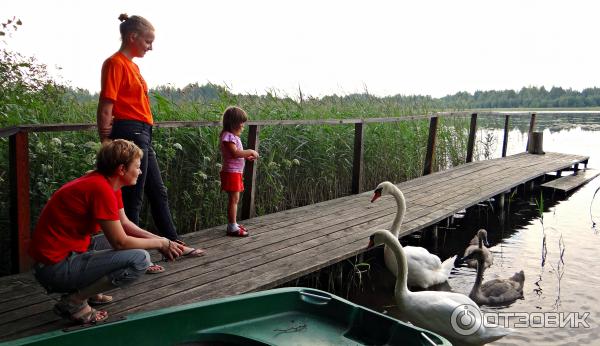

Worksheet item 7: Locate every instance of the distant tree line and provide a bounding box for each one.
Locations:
[137,84,600,111]
[438,86,600,109]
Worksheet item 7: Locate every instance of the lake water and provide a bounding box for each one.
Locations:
[346,118,600,345]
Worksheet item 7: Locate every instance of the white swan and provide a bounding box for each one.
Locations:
[368,229,513,345]
[463,248,525,306]
[463,229,493,269]
[372,181,456,288]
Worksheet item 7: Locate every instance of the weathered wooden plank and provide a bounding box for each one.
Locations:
[541,169,600,192]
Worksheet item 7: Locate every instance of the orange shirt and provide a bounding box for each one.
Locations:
[99,52,154,125]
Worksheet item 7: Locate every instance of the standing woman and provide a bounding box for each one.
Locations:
[97,14,204,263]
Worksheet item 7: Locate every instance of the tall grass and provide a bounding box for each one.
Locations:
[0,88,481,275]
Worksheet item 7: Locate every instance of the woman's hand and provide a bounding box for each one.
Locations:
[160,238,185,261]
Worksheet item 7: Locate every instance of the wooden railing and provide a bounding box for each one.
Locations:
[3,110,591,273]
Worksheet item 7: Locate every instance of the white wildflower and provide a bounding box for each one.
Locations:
[50,138,62,146]
[84,141,99,150]
[173,143,183,151]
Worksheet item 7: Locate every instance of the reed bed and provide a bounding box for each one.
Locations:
[0,89,495,276]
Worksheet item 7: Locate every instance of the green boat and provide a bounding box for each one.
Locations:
[4,287,451,346]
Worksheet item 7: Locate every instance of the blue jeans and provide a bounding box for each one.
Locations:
[33,234,150,294]
[110,120,180,241]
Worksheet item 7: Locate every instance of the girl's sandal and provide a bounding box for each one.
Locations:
[226,225,249,237]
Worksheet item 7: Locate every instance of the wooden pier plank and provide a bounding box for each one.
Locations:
[0,151,590,342]
[541,169,599,192]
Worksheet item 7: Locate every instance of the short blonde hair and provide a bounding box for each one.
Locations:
[96,139,143,176]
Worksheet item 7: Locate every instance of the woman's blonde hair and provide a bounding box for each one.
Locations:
[118,13,154,39]
[96,139,143,176]
[221,106,248,135]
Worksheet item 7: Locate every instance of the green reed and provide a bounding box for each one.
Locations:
[0,89,484,275]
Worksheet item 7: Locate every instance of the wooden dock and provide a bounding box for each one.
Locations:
[541,168,600,192]
[0,151,589,342]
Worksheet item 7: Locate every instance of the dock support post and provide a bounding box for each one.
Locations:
[431,225,439,253]
[527,180,535,191]
[423,116,439,176]
[496,193,505,210]
[502,114,510,157]
[351,122,364,194]
[241,125,260,220]
[526,113,537,151]
[9,131,31,273]
[466,113,477,163]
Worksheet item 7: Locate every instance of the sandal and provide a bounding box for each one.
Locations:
[54,298,108,324]
[146,263,165,274]
[182,247,205,257]
[226,225,249,237]
[88,293,113,306]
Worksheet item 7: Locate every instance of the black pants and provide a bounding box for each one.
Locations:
[110,120,179,240]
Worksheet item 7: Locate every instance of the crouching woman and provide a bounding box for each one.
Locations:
[29,139,184,324]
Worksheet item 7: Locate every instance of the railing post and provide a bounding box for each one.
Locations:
[466,113,478,163]
[351,122,364,194]
[502,114,510,157]
[241,125,260,220]
[9,131,32,273]
[526,112,537,151]
[423,116,439,176]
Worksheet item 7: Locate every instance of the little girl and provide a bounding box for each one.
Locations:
[219,106,259,237]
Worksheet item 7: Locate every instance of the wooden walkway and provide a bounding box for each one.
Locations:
[541,168,600,192]
[0,151,589,342]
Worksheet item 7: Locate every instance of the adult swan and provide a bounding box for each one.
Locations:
[372,181,456,288]
[368,230,512,345]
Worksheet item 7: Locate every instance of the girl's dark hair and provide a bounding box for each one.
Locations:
[96,139,143,176]
[221,106,248,135]
[118,13,154,39]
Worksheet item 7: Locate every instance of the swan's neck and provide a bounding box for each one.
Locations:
[387,233,410,297]
[478,236,483,249]
[390,188,406,237]
[470,257,485,298]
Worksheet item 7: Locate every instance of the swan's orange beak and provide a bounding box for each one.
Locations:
[371,191,382,203]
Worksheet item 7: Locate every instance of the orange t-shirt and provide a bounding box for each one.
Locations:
[99,52,153,125]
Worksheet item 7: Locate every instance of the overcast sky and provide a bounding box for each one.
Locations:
[2,0,598,98]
